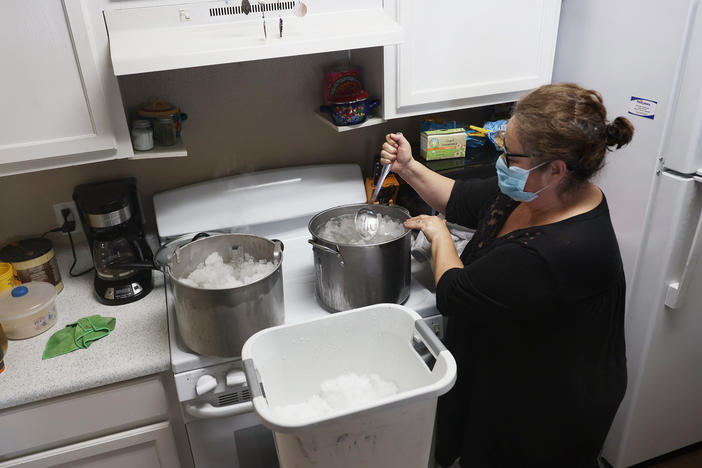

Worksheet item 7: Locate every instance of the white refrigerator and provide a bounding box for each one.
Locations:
[553,0,702,466]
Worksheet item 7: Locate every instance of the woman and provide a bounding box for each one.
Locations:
[381,83,633,467]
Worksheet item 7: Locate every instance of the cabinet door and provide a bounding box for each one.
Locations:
[0,422,181,468]
[383,0,561,118]
[0,0,116,166]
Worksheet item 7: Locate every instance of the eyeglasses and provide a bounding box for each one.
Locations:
[498,132,532,168]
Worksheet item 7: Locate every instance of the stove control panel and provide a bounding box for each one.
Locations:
[195,374,218,396]
[174,316,444,403]
[175,362,247,402]
[226,369,247,387]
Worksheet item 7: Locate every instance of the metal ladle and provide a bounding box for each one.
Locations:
[355,162,393,241]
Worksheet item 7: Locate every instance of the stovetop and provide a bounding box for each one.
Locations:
[166,227,439,375]
[153,164,441,377]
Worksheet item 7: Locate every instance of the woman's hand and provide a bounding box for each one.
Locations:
[380,133,414,176]
[404,215,451,244]
[405,215,463,285]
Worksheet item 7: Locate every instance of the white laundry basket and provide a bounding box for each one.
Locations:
[241,303,457,468]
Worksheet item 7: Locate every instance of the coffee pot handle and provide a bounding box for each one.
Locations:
[106,236,157,271]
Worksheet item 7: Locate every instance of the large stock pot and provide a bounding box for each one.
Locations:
[113,233,284,357]
[169,234,284,357]
[308,204,411,312]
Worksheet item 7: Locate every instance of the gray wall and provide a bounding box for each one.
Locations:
[0,51,490,245]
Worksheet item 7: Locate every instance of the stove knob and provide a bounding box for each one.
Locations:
[195,374,217,396]
[226,369,247,387]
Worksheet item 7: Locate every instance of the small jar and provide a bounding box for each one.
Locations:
[131,120,154,151]
[154,117,176,146]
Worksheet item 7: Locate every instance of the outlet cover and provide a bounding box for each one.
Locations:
[52,201,83,234]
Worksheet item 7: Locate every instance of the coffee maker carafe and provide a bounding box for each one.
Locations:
[73,178,153,305]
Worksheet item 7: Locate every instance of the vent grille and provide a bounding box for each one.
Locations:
[216,387,252,407]
[209,2,295,17]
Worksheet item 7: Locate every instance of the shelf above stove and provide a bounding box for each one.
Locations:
[105,1,403,76]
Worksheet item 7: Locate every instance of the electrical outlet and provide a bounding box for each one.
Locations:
[52,201,83,234]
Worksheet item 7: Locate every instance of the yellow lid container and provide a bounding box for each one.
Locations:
[0,263,18,293]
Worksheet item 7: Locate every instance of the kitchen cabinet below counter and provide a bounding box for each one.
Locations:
[0,243,170,411]
[0,377,180,467]
[0,243,184,466]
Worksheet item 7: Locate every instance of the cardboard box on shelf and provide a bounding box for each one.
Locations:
[420,128,467,160]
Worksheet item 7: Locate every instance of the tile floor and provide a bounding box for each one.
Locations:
[434,442,702,467]
[632,442,702,467]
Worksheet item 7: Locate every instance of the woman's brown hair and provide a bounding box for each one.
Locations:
[511,83,634,188]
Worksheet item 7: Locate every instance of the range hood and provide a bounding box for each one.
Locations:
[104,0,403,75]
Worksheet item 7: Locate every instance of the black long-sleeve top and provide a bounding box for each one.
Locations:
[434,177,627,468]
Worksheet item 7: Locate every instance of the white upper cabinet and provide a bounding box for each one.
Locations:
[0,0,124,175]
[383,0,561,119]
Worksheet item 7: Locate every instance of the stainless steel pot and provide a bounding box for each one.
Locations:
[112,233,284,357]
[308,204,411,312]
[169,234,284,357]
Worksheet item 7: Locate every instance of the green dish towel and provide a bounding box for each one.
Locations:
[42,315,116,360]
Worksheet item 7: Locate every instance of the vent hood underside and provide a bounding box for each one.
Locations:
[104,0,403,76]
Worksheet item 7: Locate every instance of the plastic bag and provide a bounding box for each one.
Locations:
[483,119,508,150]
[411,219,475,262]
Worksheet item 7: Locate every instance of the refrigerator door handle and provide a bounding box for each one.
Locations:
[665,175,702,308]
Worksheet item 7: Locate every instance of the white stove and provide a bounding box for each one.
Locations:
[153,164,442,468]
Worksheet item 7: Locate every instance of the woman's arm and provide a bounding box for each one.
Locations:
[404,215,463,285]
[431,232,463,285]
[380,133,455,214]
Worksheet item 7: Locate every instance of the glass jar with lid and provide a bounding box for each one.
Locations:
[137,99,187,137]
[131,119,154,151]
[154,117,176,146]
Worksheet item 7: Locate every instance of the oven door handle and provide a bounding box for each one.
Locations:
[183,400,254,419]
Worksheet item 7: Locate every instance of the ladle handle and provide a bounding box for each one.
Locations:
[370,163,393,204]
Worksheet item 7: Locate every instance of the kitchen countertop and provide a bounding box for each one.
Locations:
[0,241,170,411]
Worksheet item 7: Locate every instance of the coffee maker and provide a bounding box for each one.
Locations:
[73,178,153,305]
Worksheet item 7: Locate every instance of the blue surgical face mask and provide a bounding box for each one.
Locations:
[495,156,550,202]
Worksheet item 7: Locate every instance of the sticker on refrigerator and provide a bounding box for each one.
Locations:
[628,97,657,119]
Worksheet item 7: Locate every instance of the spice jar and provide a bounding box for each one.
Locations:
[131,120,154,151]
[154,118,176,146]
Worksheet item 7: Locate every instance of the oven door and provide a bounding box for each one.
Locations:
[185,401,279,468]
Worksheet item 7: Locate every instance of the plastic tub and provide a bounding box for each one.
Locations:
[0,282,57,339]
[242,304,456,468]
